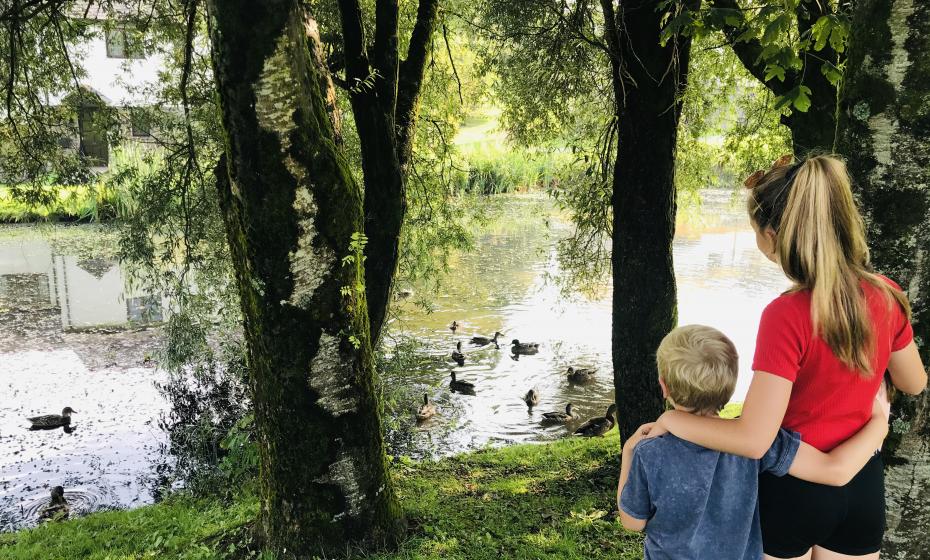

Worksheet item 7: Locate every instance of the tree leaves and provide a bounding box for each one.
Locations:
[811,14,849,53]
[774,84,813,112]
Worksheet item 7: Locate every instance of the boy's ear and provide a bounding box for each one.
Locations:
[658,377,669,399]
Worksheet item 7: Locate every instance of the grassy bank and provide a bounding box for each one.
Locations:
[0,434,642,560]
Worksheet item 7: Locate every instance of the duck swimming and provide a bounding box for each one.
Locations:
[416,394,437,422]
[511,340,539,355]
[541,403,576,424]
[567,366,597,384]
[450,321,459,333]
[523,388,539,408]
[449,371,476,393]
[37,486,69,522]
[451,341,466,366]
[574,403,617,437]
[470,331,502,346]
[28,407,76,430]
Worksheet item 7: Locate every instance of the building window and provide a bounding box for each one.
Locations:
[105,26,144,59]
[129,109,151,137]
[78,107,109,166]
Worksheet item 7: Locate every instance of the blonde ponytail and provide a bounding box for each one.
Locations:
[747,155,910,377]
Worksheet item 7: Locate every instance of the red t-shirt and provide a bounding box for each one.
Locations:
[752,276,913,452]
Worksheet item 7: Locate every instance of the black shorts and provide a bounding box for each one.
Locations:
[759,453,885,558]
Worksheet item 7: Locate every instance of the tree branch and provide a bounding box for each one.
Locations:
[336,0,370,85]
[395,0,438,167]
[708,0,793,95]
[372,0,399,95]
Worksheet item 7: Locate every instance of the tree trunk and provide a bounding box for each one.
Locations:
[783,1,842,155]
[602,0,696,440]
[206,2,403,555]
[836,0,930,556]
[337,0,438,346]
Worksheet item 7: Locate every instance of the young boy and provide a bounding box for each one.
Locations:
[617,324,889,560]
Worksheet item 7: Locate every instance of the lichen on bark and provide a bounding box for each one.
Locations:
[308,332,359,417]
[254,31,335,308]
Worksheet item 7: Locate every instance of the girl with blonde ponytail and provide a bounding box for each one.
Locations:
[653,155,926,559]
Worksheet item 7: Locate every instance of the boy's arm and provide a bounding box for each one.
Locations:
[617,424,651,532]
[787,399,888,487]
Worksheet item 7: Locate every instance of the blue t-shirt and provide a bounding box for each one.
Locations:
[620,429,801,560]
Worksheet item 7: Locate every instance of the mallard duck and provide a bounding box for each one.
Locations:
[541,403,576,424]
[451,341,466,366]
[28,407,75,430]
[567,366,598,384]
[37,486,69,522]
[574,403,617,437]
[511,339,539,354]
[416,393,437,422]
[449,371,475,393]
[523,388,539,408]
[450,321,459,333]
[470,331,502,346]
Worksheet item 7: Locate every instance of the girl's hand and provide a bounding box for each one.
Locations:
[623,422,654,450]
[643,414,671,439]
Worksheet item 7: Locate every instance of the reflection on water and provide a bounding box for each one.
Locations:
[0,239,167,337]
[0,190,790,529]
[0,228,168,531]
[384,191,789,458]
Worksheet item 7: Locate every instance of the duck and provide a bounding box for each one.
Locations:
[451,341,466,367]
[523,388,539,408]
[511,339,539,354]
[470,331,502,346]
[27,407,75,430]
[541,403,576,424]
[567,366,598,384]
[37,486,69,522]
[416,394,437,422]
[449,371,476,393]
[449,321,459,333]
[574,403,617,437]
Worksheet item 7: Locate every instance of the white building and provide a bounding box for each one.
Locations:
[52,7,168,167]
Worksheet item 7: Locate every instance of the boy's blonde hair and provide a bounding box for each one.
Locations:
[656,325,738,415]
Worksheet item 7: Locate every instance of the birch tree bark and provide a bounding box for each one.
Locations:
[206,1,403,554]
[837,0,930,556]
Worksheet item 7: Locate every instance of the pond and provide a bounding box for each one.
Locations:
[0,190,789,530]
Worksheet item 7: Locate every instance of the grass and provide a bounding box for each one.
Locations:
[0,434,644,560]
[0,144,146,223]
[0,184,116,223]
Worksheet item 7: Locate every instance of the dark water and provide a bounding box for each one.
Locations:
[0,191,789,530]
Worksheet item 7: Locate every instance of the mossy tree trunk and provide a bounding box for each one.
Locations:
[206,2,403,555]
[600,0,696,439]
[836,0,930,556]
[337,0,439,346]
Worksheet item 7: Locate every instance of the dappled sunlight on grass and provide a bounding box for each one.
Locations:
[1,435,642,559]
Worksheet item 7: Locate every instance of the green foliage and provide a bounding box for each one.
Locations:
[670,1,850,113]
[454,144,574,195]
[0,436,642,560]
